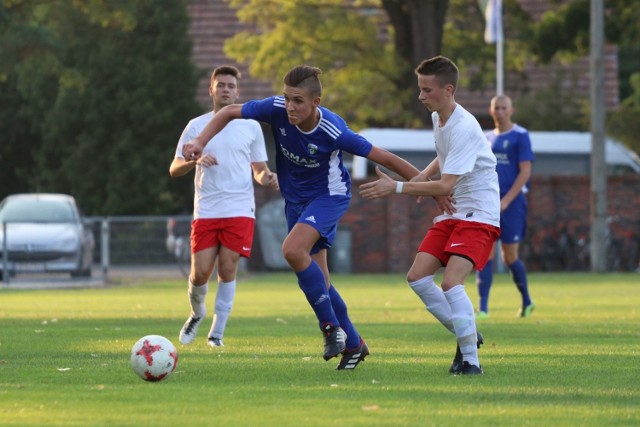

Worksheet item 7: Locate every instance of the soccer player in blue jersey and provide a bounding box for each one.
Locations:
[182,65,420,370]
[476,95,535,319]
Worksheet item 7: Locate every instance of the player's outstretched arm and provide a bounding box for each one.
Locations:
[365,146,420,181]
[358,167,397,199]
[182,104,244,160]
[359,167,457,200]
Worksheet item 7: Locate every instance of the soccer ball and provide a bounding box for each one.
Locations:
[130,335,178,382]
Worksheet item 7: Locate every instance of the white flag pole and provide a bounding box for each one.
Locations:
[497,35,504,95]
[482,0,505,95]
[495,0,504,95]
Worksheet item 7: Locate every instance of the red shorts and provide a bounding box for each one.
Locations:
[190,217,255,257]
[417,219,500,271]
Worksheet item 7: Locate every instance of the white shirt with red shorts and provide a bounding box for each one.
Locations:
[175,111,268,256]
[419,104,501,269]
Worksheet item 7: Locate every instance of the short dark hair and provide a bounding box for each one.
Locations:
[415,56,459,91]
[211,65,241,83]
[283,65,322,97]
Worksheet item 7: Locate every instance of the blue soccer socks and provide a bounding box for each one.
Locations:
[509,259,532,307]
[296,261,339,328]
[329,285,361,349]
[477,260,493,314]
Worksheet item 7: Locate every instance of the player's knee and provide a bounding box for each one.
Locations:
[217,270,236,283]
[503,253,518,266]
[406,267,425,284]
[282,245,305,268]
[440,280,457,291]
[217,263,237,282]
[191,267,211,285]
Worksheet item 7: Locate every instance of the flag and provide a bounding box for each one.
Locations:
[479,0,503,44]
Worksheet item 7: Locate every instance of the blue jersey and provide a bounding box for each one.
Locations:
[241,97,373,204]
[486,125,534,196]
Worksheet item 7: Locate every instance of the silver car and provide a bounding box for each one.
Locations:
[0,193,95,278]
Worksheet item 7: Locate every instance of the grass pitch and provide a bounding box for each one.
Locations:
[0,272,638,426]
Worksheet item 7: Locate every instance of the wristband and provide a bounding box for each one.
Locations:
[395,181,404,194]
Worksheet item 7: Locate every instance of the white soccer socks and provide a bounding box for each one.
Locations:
[209,280,236,339]
[409,275,455,333]
[188,280,208,318]
[444,285,479,367]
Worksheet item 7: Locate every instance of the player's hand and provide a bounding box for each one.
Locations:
[182,140,204,161]
[434,194,456,215]
[359,167,397,200]
[266,173,279,191]
[197,154,218,167]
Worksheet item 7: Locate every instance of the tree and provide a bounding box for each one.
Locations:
[0,0,202,214]
[526,0,640,152]
[224,0,538,128]
[442,0,533,91]
[223,0,408,128]
[380,0,449,121]
[607,73,640,153]
[225,0,456,128]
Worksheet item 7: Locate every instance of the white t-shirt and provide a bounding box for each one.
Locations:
[175,111,268,219]
[432,104,500,227]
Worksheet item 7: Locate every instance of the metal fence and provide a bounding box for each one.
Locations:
[3,212,638,284]
[1,215,193,284]
[87,215,193,270]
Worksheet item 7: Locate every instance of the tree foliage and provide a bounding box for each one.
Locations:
[529,0,639,64]
[442,0,532,91]
[0,0,202,215]
[607,73,640,153]
[224,0,456,129]
[525,0,640,152]
[224,0,638,141]
[224,0,539,128]
[224,0,414,128]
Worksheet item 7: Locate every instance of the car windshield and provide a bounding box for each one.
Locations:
[0,198,77,223]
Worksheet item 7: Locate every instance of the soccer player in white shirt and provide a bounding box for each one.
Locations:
[360,56,500,375]
[170,65,278,348]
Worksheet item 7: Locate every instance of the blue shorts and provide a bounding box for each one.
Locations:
[500,194,527,244]
[285,195,350,254]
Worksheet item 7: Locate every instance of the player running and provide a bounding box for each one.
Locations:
[182,65,420,370]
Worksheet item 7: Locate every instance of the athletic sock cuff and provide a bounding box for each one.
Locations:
[443,284,466,304]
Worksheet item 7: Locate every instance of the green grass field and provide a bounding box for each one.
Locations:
[1,272,638,426]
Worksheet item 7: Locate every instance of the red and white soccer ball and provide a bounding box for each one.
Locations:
[130,335,178,382]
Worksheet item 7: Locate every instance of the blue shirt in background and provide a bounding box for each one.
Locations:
[486,124,534,196]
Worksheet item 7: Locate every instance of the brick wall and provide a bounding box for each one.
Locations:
[187,0,273,106]
[250,175,640,273]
